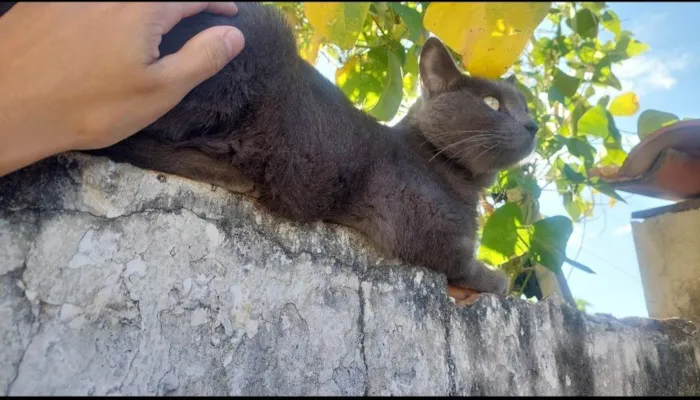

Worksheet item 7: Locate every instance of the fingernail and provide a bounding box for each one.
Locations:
[231,2,238,14]
[224,28,244,58]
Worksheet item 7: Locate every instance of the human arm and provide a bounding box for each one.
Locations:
[0,2,245,177]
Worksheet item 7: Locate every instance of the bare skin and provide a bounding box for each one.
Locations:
[0,2,245,176]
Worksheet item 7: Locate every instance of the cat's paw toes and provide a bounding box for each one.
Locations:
[448,266,510,299]
[447,284,481,307]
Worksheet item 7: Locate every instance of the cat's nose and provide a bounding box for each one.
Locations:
[525,121,539,136]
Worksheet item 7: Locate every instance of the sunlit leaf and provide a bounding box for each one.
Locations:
[610,32,650,62]
[589,177,626,202]
[601,148,628,167]
[567,8,598,39]
[601,10,621,36]
[566,137,596,168]
[304,2,371,50]
[552,68,580,98]
[563,163,586,184]
[423,2,550,78]
[299,32,323,65]
[369,51,404,122]
[563,193,588,222]
[637,109,680,140]
[478,202,529,267]
[530,216,573,273]
[577,106,610,139]
[390,3,424,43]
[609,92,640,117]
[335,50,386,110]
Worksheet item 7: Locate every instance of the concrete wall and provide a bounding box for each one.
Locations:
[2,153,700,396]
[633,207,700,323]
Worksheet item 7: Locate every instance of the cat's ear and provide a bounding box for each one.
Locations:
[505,74,517,85]
[419,37,464,97]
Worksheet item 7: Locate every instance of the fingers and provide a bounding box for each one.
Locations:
[202,1,238,16]
[158,2,238,34]
[151,24,244,97]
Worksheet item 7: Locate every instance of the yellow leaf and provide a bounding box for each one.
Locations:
[608,92,640,117]
[303,2,371,50]
[423,2,551,79]
[608,197,616,208]
[300,32,323,65]
[335,56,360,87]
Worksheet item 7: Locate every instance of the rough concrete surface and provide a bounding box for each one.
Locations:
[632,208,700,323]
[1,153,699,396]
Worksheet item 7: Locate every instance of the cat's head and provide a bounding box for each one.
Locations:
[412,37,538,176]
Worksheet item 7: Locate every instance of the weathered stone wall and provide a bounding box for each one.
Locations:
[1,153,699,396]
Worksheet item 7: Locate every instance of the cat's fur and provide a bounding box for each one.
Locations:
[1,2,538,295]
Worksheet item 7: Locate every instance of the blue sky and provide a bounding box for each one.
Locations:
[314,3,698,318]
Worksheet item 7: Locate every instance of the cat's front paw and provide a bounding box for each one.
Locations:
[450,260,510,298]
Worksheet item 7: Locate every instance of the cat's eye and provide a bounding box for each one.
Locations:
[483,96,500,111]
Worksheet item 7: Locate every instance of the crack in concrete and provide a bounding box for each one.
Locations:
[6,282,41,396]
[357,281,370,397]
[442,302,458,396]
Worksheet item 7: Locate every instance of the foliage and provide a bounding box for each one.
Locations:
[270,1,685,296]
[575,298,593,313]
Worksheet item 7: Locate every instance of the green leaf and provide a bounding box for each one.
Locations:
[336,50,386,110]
[403,45,419,76]
[593,57,622,90]
[575,298,593,312]
[601,10,621,36]
[578,43,597,64]
[581,2,605,12]
[390,3,423,43]
[563,163,586,184]
[565,137,596,168]
[369,51,404,122]
[552,68,581,99]
[625,37,650,58]
[611,32,650,62]
[563,193,588,222]
[565,258,596,274]
[567,8,599,39]
[388,39,407,66]
[577,105,610,138]
[530,216,574,273]
[601,148,627,167]
[637,109,680,140]
[597,95,611,108]
[589,177,626,202]
[478,203,529,267]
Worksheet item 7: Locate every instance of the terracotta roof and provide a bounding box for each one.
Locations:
[588,119,700,201]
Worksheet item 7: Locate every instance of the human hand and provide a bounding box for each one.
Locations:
[0,2,245,176]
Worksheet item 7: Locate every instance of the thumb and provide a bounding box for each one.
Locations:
[155,26,245,95]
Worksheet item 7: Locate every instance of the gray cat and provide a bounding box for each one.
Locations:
[3,2,539,296]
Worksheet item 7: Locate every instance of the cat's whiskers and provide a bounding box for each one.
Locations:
[418,132,493,149]
[427,134,494,163]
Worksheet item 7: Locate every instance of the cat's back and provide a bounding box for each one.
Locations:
[159,2,298,80]
[147,2,301,141]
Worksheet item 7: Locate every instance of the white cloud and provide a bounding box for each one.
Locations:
[613,53,691,95]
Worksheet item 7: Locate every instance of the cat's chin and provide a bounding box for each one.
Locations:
[481,142,536,173]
